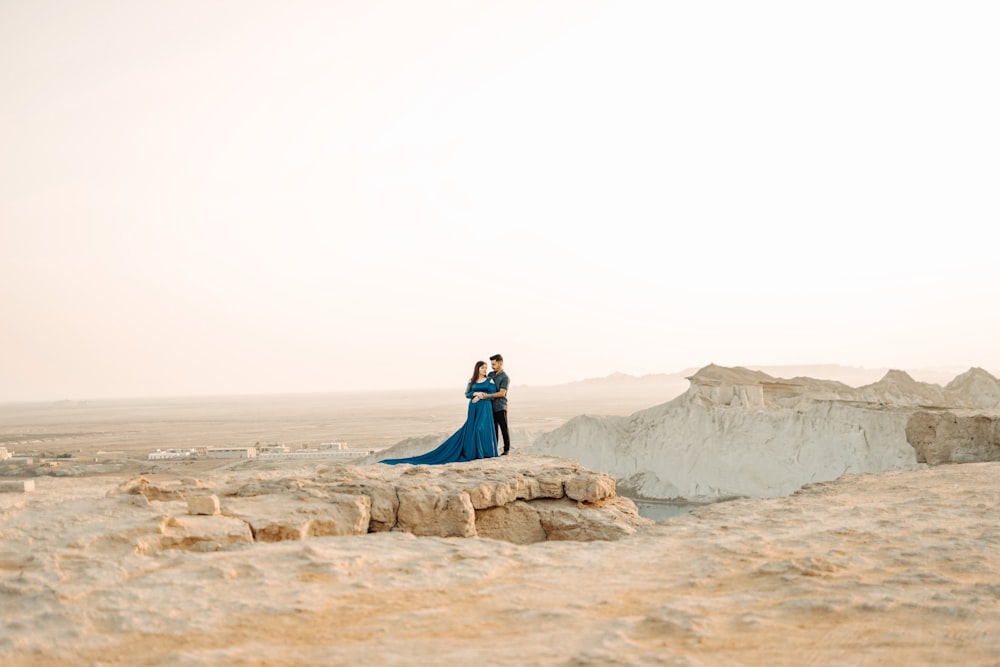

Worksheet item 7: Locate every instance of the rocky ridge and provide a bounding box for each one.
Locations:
[67,456,650,553]
[531,364,1000,503]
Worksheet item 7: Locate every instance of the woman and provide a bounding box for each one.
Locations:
[380,361,498,465]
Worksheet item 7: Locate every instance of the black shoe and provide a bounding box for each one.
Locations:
[501,450,510,456]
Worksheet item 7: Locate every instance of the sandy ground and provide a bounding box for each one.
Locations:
[1,461,998,666]
[3,387,998,665]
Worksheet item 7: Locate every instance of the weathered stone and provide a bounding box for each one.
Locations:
[396,486,476,537]
[125,493,150,507]
[116,477,186,501]
[187,494,221,516]
[565,473,616,502]
[906,411,1000,464]
[160,515,253,551]
[533,473,566,499]
[224,496,309,542]
[306,493,371,537]
[325,481,398,531]
[476,501,546,544]
[108,456,646,544]
[464,480,518,509]
[232,478,304,497]
[512,474,543,501]
[225,494,371,542]
[534,496,651,542]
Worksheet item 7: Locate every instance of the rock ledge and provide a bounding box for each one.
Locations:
[109,455,650,551]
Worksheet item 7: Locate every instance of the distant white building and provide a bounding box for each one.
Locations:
[319,441,350,450]
[205,446,258,459]
[259,442,373,460]
[147,448,199,461]
[0,447,11,461]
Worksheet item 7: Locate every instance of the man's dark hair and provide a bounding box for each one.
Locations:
[490,354,503,362]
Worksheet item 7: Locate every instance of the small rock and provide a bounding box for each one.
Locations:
[188,494,221,516]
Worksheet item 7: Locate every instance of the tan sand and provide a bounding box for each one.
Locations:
[1,461,997,666]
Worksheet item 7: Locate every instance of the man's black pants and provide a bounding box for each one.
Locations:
[493,409,510,454]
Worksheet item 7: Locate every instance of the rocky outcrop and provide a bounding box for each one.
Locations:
[686,364,770,408]
[945,368,1000,409]
[530,364,1000,502]
[532,391,920,502]
[106,456,649,551]
[905,410,1000,464]
[679,364,1000,410]
[159,514,254,552]
[855,369,949,407]
[224,492,372,541]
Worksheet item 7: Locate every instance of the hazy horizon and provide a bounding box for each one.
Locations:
[0,361,986,405]
[3,1,998,403]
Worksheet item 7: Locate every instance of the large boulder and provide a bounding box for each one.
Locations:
[905,410,1000,464]
[396,486,477,537]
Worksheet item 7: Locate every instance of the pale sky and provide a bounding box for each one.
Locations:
[2,1,998,401]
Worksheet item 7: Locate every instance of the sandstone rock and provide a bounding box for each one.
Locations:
[905,410,1000,464]
[238,507,310,542]
[104,457,649,544]
[115,477,186,501]
[533,472,566,498]
[565,472,616,502]
[160,515,253,551]
[534,496,651,541]
[396,486,476,537]
[125,493,150,507]
[306,493,372,537]
[475,501,546,544]
[188,494,221,515]
[225,493,371,542]
[510,473,544,501]
[231,477,304,497]
[323,480,398,531]
[464,479,518,509]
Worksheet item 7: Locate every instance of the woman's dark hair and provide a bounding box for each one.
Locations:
[469,361,487,384]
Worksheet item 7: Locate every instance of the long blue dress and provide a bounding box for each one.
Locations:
[380,379,498,465]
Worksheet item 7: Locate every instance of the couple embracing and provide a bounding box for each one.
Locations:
[381,354,510,465]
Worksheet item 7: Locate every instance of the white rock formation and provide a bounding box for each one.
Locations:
[945,367,1000,408]
[531,364,1000,502]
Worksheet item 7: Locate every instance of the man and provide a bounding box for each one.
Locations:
[484,353,511,455]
